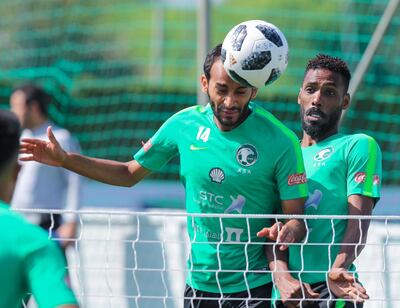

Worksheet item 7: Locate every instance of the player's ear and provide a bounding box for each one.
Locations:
[200,74,208,94]
[342,93,350,110]
[251,88,258,99]
[297,88,302,105]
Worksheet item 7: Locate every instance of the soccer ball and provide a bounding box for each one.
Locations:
[221,20,289,88]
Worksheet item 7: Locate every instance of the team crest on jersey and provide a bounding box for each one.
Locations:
[236,144,258,167]
[209,168,225,184]
[314,146,334,162]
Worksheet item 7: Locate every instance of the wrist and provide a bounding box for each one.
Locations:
[60,150,68,167]
[331,253,351,270]
[273,271,295,287]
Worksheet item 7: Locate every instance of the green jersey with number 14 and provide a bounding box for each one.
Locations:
[134,102,308,293]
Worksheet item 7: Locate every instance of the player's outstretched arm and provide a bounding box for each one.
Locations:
[261,197,318,305]
[20,126,151,187]
[328,194,373,302]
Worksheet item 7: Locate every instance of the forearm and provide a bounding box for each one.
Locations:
[62,153,141,187]
[332,219,369,269]
[265,243,291,280]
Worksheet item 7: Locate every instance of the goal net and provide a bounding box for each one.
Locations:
[17,209,400,308]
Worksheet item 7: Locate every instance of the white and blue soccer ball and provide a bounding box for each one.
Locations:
[221,20,289,88]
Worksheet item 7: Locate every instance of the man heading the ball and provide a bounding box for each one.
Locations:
[20,44,309,307]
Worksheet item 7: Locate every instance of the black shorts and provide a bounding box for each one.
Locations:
[39,213,62,231]
[274,281,364,308]
[184,282,273,308]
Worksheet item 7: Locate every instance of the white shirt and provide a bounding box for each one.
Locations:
[11,121,81,224]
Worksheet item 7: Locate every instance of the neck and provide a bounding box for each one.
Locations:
[301,127,338,147]
[28,116,48,130]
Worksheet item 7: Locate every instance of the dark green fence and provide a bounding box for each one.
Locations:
[0,0,398,183]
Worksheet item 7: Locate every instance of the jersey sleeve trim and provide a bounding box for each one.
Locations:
[363,136,379,197]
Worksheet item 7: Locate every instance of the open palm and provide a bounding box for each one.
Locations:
[19,126,66,167]
[328,269,369,302]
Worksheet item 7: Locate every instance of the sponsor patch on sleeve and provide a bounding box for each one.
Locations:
[354,172,366,183]
[354,172,381,185]
[141,140,153,152]
[287,173,307,186]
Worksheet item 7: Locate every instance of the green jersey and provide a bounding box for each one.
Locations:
[134,103,308,293]
[0,201,78,308]
[289,133,382,284]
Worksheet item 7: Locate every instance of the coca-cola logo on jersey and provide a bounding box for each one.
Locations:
[354,172,381,185]
[354,172,366,183]
[287,173,307,186]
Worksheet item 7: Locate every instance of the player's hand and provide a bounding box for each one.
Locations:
[20,126,67,167]
[57,221,77,249]
[257,221,295,250]
[328,268,369,302]
[274,273,319,307]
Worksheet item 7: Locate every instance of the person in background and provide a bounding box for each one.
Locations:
[0,109,79,308]
[10,84,81,248]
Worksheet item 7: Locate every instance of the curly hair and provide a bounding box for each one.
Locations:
[305,54,351,91]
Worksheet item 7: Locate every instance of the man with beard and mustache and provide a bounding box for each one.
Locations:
[19,43,309,307]
[267,54,382,308]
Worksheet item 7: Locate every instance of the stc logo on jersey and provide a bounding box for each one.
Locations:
[304,189,322,210]
[236,144,258,167]
[225,195,246,214]
[314,146,334,162]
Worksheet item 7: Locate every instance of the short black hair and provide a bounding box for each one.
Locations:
[12,84,51,116]
[305,54,351,92]
[203,43,222,81]
[0,110,21,173]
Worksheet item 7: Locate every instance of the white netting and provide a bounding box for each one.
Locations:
[15,209,400,308]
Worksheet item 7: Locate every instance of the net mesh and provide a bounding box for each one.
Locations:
[0,0,398,183]
[16,209,400,308]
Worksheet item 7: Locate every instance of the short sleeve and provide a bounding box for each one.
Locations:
[275,138,308,200]
[134,115,179,171]
[347,135,382,200]
[20,225,78,308]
